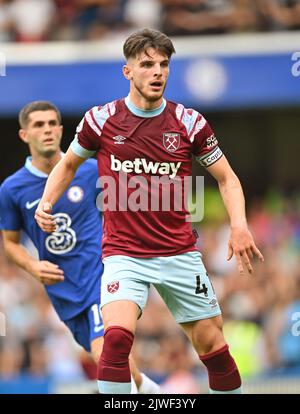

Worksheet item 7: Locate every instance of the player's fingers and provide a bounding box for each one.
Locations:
[37,225,56,234]
[41,274,64,282]
[41,267,64,276]
[246,247,254,259]
[43,261,59,267]
[44,261,64,272]
[42,202,52,214]
[35,209,54,220]
[235,252,244,275]
[37,222,56,231]
[35,218,56,231]
[227,244,233,261]
[42,278,63,286]
[35,213,54,224]
[251,245,264,262]
[241,250,253,274]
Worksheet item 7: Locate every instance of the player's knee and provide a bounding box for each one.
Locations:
[101,326,134,363]
[200,344,241,392]
[192,325,225,355]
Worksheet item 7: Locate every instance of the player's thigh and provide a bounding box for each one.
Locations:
[101,255,154,332]
[180,314,225,355]
[156,251,222,324]
[101,300,140,333]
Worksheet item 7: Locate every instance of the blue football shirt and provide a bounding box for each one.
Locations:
[0,156,103,321]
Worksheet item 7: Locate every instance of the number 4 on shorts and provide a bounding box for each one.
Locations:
[195,275,208,297]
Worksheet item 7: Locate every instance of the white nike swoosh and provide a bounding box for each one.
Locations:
[25,198,41,209]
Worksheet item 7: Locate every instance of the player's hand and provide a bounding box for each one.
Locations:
[35,202,57,233]
[27,260,64,285]
[227,226,264,275]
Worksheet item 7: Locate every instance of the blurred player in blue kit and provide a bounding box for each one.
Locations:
[0,101,159,394]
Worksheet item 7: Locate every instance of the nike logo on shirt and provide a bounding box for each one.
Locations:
[25,198,41,209]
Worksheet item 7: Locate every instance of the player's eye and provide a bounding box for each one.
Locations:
[141,62,153,68]
[34,122,44,128]
[49,121,59,126]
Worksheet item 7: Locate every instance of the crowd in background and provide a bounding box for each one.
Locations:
[0,0,300,43]
[0,189,299,393]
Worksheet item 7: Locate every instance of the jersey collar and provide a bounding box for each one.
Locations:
[25,153,65,178]
[125,95,166,118]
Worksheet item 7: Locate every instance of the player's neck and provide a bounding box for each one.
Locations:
[31,151,62,175]
[129,91,163,111]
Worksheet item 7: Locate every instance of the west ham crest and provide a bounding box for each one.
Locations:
[107,281,119,294]
[163,133,181,153]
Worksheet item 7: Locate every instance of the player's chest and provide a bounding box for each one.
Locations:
[100,117,192,162]
[21,178,90,219]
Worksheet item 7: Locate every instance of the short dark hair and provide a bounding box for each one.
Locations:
[19,101,62,129]
[123,28,176,61]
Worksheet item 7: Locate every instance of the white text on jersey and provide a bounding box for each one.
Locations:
[110,155,181,179]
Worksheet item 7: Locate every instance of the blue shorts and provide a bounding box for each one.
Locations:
[101,251,221,324]
[64,302,104,352]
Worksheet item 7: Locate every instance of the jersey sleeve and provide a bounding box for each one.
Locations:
[70,106,103,159]
[0,183,22,231]
[191,113,223,168]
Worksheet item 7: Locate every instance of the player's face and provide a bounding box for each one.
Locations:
[20,110,63,157]
[124,48,170,106]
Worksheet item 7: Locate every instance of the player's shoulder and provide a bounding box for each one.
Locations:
[167,99,202,118]
[85,99,124,119]
[0,166,29,193]
[166,100,205,133]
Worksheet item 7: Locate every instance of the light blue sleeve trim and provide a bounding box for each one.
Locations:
[70,137,96,159]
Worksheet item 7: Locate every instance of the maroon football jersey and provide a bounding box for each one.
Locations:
[72,97,223,258]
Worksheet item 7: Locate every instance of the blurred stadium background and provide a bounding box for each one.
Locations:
[0,0,300,394]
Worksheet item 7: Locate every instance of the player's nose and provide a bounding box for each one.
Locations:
[44,123,52,133]
[153,63,163,76]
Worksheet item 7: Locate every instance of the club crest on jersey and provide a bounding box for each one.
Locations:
[107,281,119,294]
[163,133,180,153]
[67,186,84,203]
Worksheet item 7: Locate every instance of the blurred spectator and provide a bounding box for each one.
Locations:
[9,0,56,42]
[257,0,300,31]
[0,0,13,41]
[74,0,128,40]
[160,0,260,36]
[0,0,300,42]
[124,0,161,30]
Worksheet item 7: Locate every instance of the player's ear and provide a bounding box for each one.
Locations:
[19,129,29,144]
[123,64,132,80]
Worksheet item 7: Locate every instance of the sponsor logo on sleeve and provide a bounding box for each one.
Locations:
[206,134,218,149]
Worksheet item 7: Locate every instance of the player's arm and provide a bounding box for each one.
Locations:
[206,155,264,275]
[35,148,85,233]
[1,230,64,285]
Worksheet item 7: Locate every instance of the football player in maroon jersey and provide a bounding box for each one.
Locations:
[35,28,264,394]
